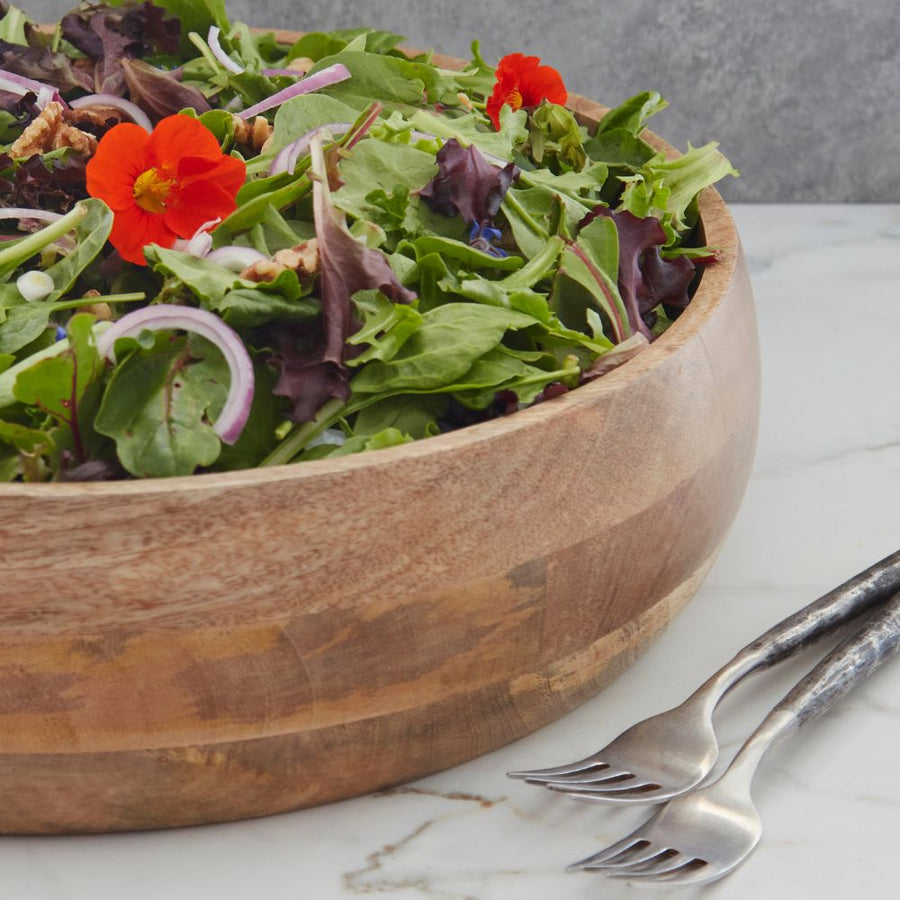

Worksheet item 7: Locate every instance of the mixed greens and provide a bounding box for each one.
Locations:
[0,0,736,481]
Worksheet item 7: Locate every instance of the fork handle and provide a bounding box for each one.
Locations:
[707,547,900,696]
[724,590,900,780]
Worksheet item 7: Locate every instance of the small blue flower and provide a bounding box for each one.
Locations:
[55,325,67,342]
[468,221,508,258]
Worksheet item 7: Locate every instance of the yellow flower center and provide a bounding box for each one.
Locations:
[133,167,176,214]
[503,89,524,111]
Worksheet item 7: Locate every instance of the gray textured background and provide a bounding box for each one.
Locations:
[27,0,900,202]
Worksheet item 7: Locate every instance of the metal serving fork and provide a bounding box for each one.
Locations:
[508,548,900,803]
[568,588,900,886]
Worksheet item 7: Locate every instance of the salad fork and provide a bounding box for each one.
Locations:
[508,547,900,803]
[568,588,900,886]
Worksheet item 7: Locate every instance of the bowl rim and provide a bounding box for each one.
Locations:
[0,92,739,499]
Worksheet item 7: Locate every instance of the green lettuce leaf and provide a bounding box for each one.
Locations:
[95,333,229,478]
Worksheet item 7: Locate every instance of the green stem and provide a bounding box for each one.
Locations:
[499,235,564,290]
[0,321,112,409]
[187,30,223,75]
[501,190,548,238]
[0,205,89,279]
[259,397,346,467]
[46,292,146,312]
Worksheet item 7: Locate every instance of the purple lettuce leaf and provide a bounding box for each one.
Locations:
[0,151,89,214]
[271,132,417,423]
[0,40,93,94]
[580,206,701,335]
[61,2,181,96]
[419,138,518,226]
[121,59,212,120]
[267,326,352,425]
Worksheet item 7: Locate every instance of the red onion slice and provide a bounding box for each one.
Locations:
[208,25,245,75]
[171,217,222,257]
[268,122,352,176]
[69,93,153,132]
[262,68,303,78]
[96,305,255,445]
[0,68,65,108]
[239,63,351,119]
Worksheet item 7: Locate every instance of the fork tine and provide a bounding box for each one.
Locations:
[507,754,608,782]
[585,843,663,869]
[534,767,633,787]
[547,778,658,797]
[607,857,709,882]
[566,836,650,871]
[604,850,689,877]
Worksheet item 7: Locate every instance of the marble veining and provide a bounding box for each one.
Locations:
[1,205,899,899]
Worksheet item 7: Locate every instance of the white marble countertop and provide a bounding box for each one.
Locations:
[2,204,899,898]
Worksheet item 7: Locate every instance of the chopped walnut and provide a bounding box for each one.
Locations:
[287,57,315,74]
[239,239,320,283]
[273,238,319,276]
[75,289,112,321]
[10,102,98,158]
[232,114,274,153]
[239,259,286,283]
[64,105,127,131]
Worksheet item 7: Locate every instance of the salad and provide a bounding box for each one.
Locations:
[0,0,737,481]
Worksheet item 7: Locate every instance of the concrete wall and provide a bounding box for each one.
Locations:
[26,0,900,201]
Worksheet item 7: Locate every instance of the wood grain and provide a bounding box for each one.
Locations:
[0,59,760,832]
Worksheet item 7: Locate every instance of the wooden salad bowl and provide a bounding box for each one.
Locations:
[0,46,759,832]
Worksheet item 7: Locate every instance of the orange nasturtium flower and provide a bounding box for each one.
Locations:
[85,115,246,265]
[486,53,568,130]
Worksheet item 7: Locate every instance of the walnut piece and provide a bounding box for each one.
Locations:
[238,259,285,283]
[273,238,319,275]
[239,239,320,283]
[287,57,315,74]
[232,114,273,153]
[10,102,98,158]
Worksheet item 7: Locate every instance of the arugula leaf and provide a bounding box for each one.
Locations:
[94,333,228,478]
[347,289,423,365]
[349,303,538,394]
